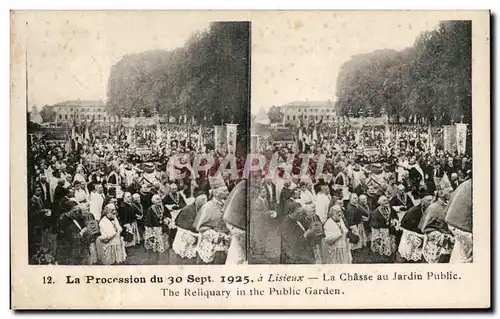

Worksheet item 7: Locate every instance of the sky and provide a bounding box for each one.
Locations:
[250,11,442,113]
[15,11,441,113]
[19,11,210,109]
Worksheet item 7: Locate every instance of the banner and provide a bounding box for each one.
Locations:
[127,127,132,144]
[251,135,260,153]
[226,124,238,155]
[443,125,457,152]
[455,123,468,155]
[214,125,226,153]
[156,123,162,146]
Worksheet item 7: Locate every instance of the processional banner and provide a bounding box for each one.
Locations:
[226,124,238,155]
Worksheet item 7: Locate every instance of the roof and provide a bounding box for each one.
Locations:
[54,100,106,107]
[283,100,335,109]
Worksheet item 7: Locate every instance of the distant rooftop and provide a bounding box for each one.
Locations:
[53,100,106,107]
[283,100,335,108]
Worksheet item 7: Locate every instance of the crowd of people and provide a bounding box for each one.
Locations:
[27,123,245,266]
[27,118,473,266]
[249,123,473,264]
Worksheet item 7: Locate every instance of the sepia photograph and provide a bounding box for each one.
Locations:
[250,18,473,265]
[24,13,250,266]
[10,10,490,310]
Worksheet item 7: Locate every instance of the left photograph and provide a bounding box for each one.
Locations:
[25,13,250,265]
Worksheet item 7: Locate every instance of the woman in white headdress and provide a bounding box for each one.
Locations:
[96,204,127,265]
[322,205,352,264]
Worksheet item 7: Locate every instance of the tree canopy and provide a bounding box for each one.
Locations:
[40,104,56,123]
[267,106,284,123]
[335,21,471,125]
[107,22,250,127]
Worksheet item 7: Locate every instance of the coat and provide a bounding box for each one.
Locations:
[55,214,90,265]
[279,215,316,264]
[249,196,280,264]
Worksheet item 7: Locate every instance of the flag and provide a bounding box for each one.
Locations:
[156,122,162,146]
[198,126,203,149]
[312,122,318,142]
[166,129,171,151]
[385,125,391,146]
[427,125,432,150]
[455,123,468,155]
[64,138,71,154]
[84,125,90,141]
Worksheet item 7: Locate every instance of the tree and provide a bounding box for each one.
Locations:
[39,104,56,122]
[106,22,250,129]
[268,106,284,123]
[335,21,471,125]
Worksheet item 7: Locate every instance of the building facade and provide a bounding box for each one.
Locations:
[280,100,337,125]
[53,100,109,124]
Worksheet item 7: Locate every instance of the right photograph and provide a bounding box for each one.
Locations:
[249,16,472,265]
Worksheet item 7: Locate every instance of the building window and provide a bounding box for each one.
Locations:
[304,115,307,119]
[316,116,318,120]
[326,116,329,120]
[87,115,90,119]
[64,114,68,120]
[70,115,73,118]
[98,114,102,120]
[58,114,62,120]
[292,115,296,120]
[92,115,96,120]
[70,108,73,112]
[287,115,290,121]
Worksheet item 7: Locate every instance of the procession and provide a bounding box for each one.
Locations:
[24,19,473,267]
[248,19,473,265]
[27,117,248,266]
[25,21,251,266]
[248,116,472,264]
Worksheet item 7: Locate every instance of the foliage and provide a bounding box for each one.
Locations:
[267,106,284,123]
[335,21,471,125]
[39,104,56,122]
[107,22,250,128]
